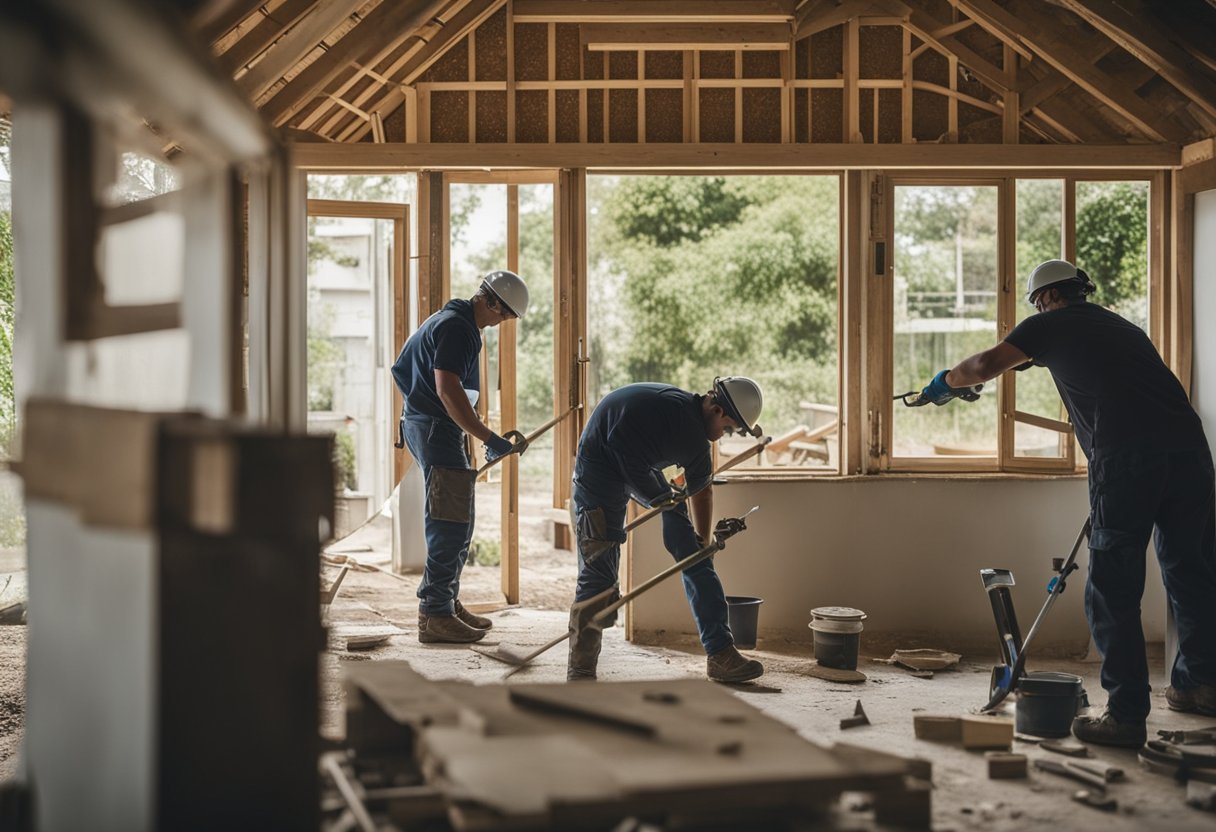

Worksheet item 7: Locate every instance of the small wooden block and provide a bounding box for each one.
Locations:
[986,751,1027,779]
[913,715,962,742]
[961,715,1014,750]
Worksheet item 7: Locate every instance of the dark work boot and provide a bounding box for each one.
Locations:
[418,612,486,644]
[707,645,764,683]
[1071,708,1147,749]
[454,599,492,631]
[566,587,619,681]
[1166,684,1216,716]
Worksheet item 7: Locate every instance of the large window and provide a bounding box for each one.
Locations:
[587,174,841,472]
[883,174,1153,473]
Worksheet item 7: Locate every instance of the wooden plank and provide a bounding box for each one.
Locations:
[508,0,517,142]
[259,0,447,126]
[513,0,796,23]
[1002,45,1018,144]
[1013,410,1073,435]
[844,18,859,142]
[292,141,1183,170]
[502,185,520,605]
[217,0,314,74]
[901,27,912,143]
[581,23,792,51]
[990,0,1186,142]
[197,0,268,44]
[1051,0,1216,122]
[1150,169,1169,357]
[237,0,367,101]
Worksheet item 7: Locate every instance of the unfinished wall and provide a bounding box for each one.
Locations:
[1193,188,1216,460]
[628,476,1169,657]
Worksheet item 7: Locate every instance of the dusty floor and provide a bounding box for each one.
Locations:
[321,490,1216,832]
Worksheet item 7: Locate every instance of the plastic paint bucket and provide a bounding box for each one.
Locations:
[1015,670,1086,737]
[809,606,866,670]
[726,596,763,650]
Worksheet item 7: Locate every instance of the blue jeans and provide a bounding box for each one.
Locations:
[402,415,475,616]
[572,483,733,655]
[1086,446,1216,721]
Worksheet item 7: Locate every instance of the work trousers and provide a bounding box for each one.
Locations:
[572,483,733,655]
[1086,445,1216,722]
[402,414,476,616]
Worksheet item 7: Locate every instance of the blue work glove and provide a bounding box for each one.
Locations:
[484,432,514,462]
[919,369,960,406]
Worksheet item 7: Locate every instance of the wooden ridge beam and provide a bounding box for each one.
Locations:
[1052,0,1216,121]
[291,141,1181,170]
[237,0,367,101]
[995,0,1186,142]
[513,0,796,23]
[260,0,448,126]
[217,0,315,75]
[333,0,503,142]
[581,23,792,51]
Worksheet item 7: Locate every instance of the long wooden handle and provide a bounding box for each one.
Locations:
[477,404,582,475]
[623,436,772,532]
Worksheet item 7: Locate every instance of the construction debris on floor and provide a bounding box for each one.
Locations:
[326,661,918,830]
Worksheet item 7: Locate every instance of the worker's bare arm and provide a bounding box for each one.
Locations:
[945,341,1030,388]
[435,369,493,442]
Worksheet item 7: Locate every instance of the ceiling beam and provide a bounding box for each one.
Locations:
[291,141,1182,170]
[260,0,448,126]
[990,0,1185,142]
[195,0,267,44]
[216,0,315,76]
[325,0,503,140]
[237,0,368,101]
[1050,0,1216,121]
[582,23,792,51]
[513,0,796,23]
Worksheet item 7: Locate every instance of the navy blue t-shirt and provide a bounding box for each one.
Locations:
[574,383,713,508]
[390,299,481,423]
[1004,303,1204,456]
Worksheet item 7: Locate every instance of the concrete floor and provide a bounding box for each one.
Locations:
[322,556,1216,832]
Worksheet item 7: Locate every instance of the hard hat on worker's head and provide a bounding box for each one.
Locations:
[713,376,764,437]
[1026,259,1095,305]
[481,269,530,318]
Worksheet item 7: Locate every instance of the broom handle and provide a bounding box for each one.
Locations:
[477,404,581,475]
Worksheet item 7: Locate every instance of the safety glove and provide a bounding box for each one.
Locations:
[918,369,962,406]
[711,515,748,549]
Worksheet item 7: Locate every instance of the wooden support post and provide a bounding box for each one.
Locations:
[417,172,447,319]
[553,169,587,550]
[780,44,792,143]
[469,29,478,142]
[844,18,859,142]
[901,27,912,143]
[734,48,743,143]
[947,54,959,141]
[1150,170,1170,358]
[507,1,517,142]
[548,23,557,143]
[502,185,520,603]
[1002,44,1019,144]
[638,50,646,143]
[841,170,864,474]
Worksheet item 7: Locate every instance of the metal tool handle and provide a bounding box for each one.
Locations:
[477,404,581,475]
[982,516,1091,712]
[895,382,984,408]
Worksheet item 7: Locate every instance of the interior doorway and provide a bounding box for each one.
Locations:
[305,199,409,537]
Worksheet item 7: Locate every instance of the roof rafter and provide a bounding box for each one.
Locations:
[237,0,369,101]
[260,0,449,126]
[217,0,316,76]
[894,0,1013,93]
[1050,0,1216,121]
[942,0,1031,60]
[195,0,268,44]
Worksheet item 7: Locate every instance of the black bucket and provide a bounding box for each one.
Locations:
[809,606,866,671]
[1015,671,1086,737]
[726,596,763,650]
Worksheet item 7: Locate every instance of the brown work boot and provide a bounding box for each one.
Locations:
[566,587,619,681]
[1166,684,1216,716]
[1071,708,1146,749]
[454,599,492,631]
[418,612,486,644]
[707,645,764,683]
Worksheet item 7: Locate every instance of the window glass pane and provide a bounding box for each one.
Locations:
[1013,179,1069,459]
[587,174,840,472]
[1076,180,1149,333]
[892,184,999,459]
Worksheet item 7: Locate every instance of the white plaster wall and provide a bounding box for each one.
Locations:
[628,476,1169,656]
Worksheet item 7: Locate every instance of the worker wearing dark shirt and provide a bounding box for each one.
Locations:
[568,378,766,683]
[391,271,530,644]
[917,259,1216,747]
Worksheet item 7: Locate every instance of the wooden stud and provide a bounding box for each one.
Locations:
[404,86,418,142]
[780,43,792,143]
[947,54,958,141]
[901,27,912,143]
[1002,44,1019,144]
[844,18,860,142]
[469,28,478,143]
[998,178,1016,467]
[735,49,743,143]
[548,23,557,143]
[502,185,520,604]
[842,170,864,474]
[1150,170,1169,356]
[603,52,611,142]
[507,0,517,143]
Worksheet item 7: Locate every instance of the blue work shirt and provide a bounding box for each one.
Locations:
[391,299,481,424]
[574,383,713,509]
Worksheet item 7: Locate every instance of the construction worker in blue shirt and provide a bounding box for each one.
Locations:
[567,377,767,683]
[391,270,530,644]
[916,259,1216,748]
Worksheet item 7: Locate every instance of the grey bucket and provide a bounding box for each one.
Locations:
[726,596,763,649]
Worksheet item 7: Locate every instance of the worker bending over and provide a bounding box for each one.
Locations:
[568,377,766,683]
[916,259,1216,747]
[391,270,530,645]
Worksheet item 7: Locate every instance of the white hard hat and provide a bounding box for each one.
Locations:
[1026,259,1093,304]
[482,269,529,318]
[714,376,764,435]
